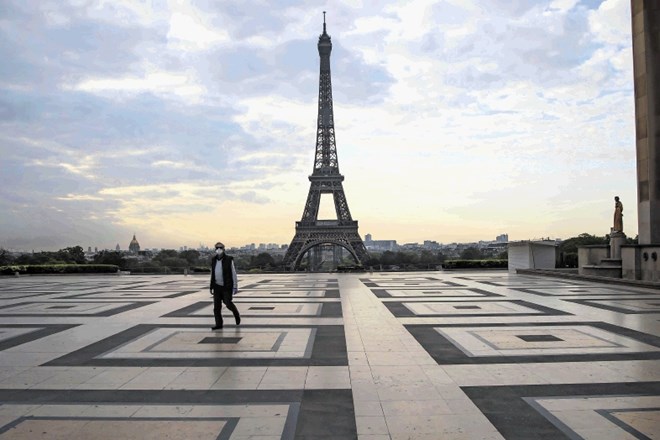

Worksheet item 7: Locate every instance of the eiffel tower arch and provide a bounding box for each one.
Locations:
[283,13,368,271]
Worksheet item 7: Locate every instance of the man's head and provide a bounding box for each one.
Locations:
[615,196,620,202]
[215,242,225,256]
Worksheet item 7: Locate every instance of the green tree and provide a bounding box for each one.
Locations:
[154,249,179,262]
[395,251,418,265]
[0,249,13,265]
[15,252,49,265]
[93,251,125,267]
[558,233,608,254]
[59,246,86,264]
[419,250,435,265]
[558,233,608,268]
[459,247,483,260]
[251,253,275,269]
[136,260,169,273]
[159,257,190,269]
[233,255,251,270]
[364,254,381,268]
[380,251,396,266]
[179,250,201,265]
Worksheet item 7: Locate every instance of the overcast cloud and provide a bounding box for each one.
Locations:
[0,0,636,250]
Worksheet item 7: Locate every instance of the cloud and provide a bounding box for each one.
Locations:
[167,10,229,50]
[0,0,638,250]
[67,70,206,102]
[56,194,105,201]
[588,0,630,45]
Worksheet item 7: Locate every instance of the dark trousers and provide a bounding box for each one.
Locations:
[212,284,239,326]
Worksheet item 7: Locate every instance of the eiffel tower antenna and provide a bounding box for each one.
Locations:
[283,14,368,271]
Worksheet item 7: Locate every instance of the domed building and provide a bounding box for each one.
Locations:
[128,234,140,254]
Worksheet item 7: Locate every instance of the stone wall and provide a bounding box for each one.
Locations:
[508,241,557,273]
[577,245,609,276]
[622,244,660,281]
[631,1,660,244]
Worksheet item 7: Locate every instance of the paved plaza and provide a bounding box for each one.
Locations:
[0,271,658,439]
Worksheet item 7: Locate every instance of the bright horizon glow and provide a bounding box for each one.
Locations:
[0,0,638,251]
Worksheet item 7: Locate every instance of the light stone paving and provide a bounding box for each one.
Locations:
[0,271,658,439]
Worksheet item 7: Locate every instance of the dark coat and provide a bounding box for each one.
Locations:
[210,255,234,291]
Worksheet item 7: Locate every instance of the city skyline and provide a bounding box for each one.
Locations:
[0,0,635,251]
[3,231,545,255]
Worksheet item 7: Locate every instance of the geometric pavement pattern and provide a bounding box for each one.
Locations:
[0,271,657,439]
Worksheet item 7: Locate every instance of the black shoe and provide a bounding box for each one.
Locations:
[235,314,241,326]
[211,325,222,331]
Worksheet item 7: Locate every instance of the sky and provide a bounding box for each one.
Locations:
[0,0,637,251]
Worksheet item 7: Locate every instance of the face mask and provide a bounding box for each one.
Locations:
[216,249,224,256]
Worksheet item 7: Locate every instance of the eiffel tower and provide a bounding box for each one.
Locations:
[283,13,368,271]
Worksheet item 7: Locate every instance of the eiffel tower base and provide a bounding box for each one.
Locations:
[283,221,368,271]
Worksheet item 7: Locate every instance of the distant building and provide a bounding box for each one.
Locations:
[83,246,97,262]
[496,234,509,243]
[486,242,508,255]
[364,234,398,252]
[423,240,440,250]
[115,244,120,251]
[128,234,140,254]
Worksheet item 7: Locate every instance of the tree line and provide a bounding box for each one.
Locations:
[0,246,87,266]
[2,232,628,272]
[557,232,637,267]
[0,247,282,273]
[1,246,486,272]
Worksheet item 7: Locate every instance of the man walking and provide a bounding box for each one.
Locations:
[210,242,241,330]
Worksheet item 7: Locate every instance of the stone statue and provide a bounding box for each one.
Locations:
[613,196,623,232]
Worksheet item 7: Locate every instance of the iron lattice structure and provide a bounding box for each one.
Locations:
[283,15,368,271]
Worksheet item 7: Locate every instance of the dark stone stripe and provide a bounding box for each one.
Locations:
[405,321,660,364]
[462,382,660,440]
[0,389,356,440]
[44,324,348,367]
[0,324,79,351]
